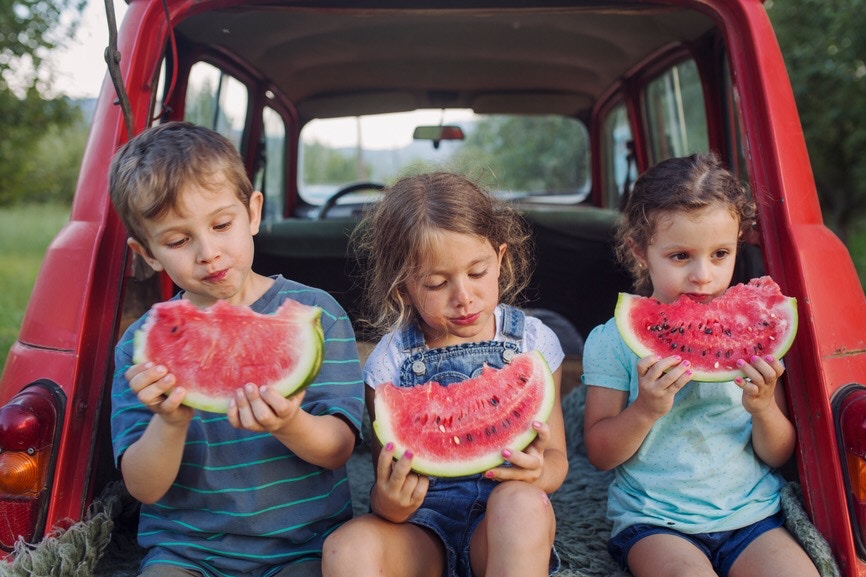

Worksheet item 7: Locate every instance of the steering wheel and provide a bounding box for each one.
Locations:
[315,182,386,220]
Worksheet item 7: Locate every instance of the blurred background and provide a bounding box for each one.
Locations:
[0,0,864,370]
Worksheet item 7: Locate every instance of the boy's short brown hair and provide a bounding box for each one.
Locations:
[109,122,254,254]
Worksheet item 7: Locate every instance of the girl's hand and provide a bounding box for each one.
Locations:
[736,355,785,414]
[370,442,428,523]
[227,384,306,432]
[484,420,548,484]
[125,362,193,425]
[632,354,693,420]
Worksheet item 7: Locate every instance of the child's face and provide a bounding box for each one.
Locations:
[637,205,739,305]
[128,178,263,308]
[405,231,506,349]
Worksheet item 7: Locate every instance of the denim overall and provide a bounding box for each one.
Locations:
[397,305,559,577]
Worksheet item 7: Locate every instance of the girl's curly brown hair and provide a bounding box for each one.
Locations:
[616,152,757,295]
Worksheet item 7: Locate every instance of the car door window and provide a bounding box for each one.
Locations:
[184,61,249,153]
[256,106,287,222]
[643,59,708,164]
[602,102,636,209]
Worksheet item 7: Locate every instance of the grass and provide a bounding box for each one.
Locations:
[0,204,70,373]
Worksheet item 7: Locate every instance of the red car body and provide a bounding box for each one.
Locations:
[1,0,865,574]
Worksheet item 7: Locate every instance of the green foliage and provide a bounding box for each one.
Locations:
[453,115,590,193]
[303,141,369,184]
[0,0,87,206]
[767,0,866,242]
[0,0,85,80]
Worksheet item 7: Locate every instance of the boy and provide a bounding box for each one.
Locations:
[109,121,364,577]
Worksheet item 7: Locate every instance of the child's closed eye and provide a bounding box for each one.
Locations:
[165,237,189,249]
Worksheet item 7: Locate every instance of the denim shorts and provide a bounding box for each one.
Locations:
[607,511,785,577]
[409,475,561,577]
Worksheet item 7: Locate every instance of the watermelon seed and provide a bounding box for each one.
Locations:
[438,424,447,433]
[704,328,713,334]
[466,434,473,443]
[453,436,460,445]
[769,335,775,341]
[490,396,500,406]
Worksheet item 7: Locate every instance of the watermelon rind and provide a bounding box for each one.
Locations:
[614,277,798,382]
[372,350,556,478]
[132,300,324,413]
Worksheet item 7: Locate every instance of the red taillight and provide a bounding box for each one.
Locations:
[836,384,866,557]
[0,382,63,551]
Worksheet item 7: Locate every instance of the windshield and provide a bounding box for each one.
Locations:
[298,109,590,206]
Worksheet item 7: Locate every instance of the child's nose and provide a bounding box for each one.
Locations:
[452,279,472,305]
[196,238,220,263]
[690,260,713,284]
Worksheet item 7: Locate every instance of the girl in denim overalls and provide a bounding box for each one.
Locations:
[323,173,568,577]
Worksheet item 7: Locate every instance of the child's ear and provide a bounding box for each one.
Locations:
[497,243,507,266]
[127,238,164,272]
[248,191,264,235]
[627,239,647,269]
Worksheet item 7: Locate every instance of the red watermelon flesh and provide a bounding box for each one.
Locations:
[615,276,798,382]
[373,350,555,477]
[133,298,323,413]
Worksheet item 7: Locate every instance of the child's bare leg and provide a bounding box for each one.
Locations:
[469,481,556,577]
[728,527,819,577]
[322,514,444,577]
[628,533,716,577]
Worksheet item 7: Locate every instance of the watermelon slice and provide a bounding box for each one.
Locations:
[615,276,798,382]
[133,298,324,413]
[373,350,556,477]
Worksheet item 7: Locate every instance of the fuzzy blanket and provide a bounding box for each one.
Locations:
[1,389,840,577]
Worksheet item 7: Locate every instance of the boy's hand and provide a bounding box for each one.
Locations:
[125,362,193,425]
[370,442,428,523]
[227,383,305,432]
[736,354,785,414]
[484,420,548,484]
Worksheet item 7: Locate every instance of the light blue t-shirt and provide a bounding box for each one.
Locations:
[581,317,783,537]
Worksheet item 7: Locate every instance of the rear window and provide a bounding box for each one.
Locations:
[298,109,590,206]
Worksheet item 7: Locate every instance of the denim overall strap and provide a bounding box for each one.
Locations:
[398,306,525,388]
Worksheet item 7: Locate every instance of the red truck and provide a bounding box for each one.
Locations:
[1,0,864,575]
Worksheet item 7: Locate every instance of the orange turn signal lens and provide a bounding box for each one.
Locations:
[0,451,43,495]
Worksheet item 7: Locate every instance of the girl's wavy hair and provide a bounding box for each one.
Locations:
[352,172,533,336]
[615,152,757,295]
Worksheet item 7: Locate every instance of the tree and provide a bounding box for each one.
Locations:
[452,115,590,194]
[767,0,866,242]
[0,0,86,205]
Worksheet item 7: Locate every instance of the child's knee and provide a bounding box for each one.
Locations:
[488,481,555,528]
[323,518,384,566]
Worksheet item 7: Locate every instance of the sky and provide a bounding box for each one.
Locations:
[52,0,129,99]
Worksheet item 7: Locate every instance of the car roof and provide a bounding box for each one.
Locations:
[170,1,717,122]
